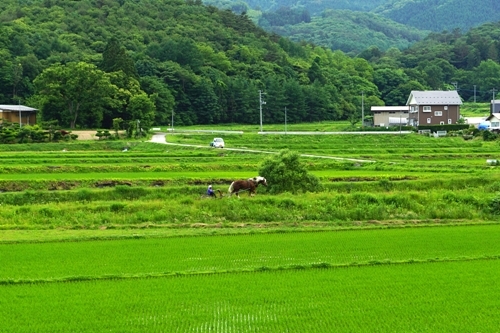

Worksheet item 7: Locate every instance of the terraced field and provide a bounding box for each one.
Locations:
[1,132,500,332]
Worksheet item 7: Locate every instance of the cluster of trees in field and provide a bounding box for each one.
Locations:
[0,0,384,129]
[0,121,78,143]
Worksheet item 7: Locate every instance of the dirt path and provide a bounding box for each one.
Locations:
[72,130,98,140]
[150,133,376,163]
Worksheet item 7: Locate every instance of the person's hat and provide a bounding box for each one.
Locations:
[208,185,212,188]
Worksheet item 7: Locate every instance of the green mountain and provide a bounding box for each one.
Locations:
[204,0,500,53]
[204,0,388,14]
[266,9,427,54]
[0,0,383,128]
[374,0,500,32]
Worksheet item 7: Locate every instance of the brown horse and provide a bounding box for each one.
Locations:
[228,176,268,197]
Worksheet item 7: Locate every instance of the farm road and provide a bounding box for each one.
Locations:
[150,133,375,163]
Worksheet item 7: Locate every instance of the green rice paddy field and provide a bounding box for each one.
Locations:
[1,132,500,332]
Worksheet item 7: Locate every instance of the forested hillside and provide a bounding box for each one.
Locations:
[204,0,500,53]
[375,0,500,32]
[265,10,426,54]
[203,0,387,15]
[206,0,500,32]
[0,0,383,129]
[362,22,500,105]
[2,0,500,130]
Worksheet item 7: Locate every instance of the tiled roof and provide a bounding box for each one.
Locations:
[407,91,462,105]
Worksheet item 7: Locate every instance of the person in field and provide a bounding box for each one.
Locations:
[207,185,216,197]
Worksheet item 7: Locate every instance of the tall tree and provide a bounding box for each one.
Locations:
[34,62,116,128]
[100,38,138,78]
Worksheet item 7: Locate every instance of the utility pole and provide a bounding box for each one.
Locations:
[361,91,364,128]
[259,90,266,132]
[474,85,477,103]
[171,109,174,132]
[18,99,21,128]
[492,89,497,115]
[285,106,287,134]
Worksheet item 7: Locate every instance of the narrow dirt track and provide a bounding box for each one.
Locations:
[150,133,375,163]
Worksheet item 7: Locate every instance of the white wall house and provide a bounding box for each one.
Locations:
[485,114,500,132]
[370,106,409,127]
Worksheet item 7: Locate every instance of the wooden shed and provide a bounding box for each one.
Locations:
[0,105,37,126]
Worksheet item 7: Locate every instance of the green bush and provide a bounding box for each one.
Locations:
[259,149,322,194]
[482,130,498,141]
[488,193,500,215]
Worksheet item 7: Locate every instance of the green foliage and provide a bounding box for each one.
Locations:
[482,130,498,141]
[0,121,77,144]
[377,0,500,32]
[0,0,383,127]
[267,9,426,54]
[259,149,321,194]
[33,62,116,129]
[488,193,500,215]
[417,125,470,132]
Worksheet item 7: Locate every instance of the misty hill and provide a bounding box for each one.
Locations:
[204,0,500,53]
[375,0,500,32]
[265,9,427,54]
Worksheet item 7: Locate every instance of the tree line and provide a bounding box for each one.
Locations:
[362,22,500,105]
[1,0,500,131]
[0,0,383,129]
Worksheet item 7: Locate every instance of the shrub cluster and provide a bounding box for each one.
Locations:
[0,121,77,144]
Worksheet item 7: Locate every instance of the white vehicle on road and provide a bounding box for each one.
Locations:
[210,138,225,148]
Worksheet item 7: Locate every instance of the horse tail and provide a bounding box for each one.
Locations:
[228,182,235,196]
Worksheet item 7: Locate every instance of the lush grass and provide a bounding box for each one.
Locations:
[0,187,496,228]
[1,225,499,281]
[2,260,499,332]
[460,102,490,117]
[2,130,500,331]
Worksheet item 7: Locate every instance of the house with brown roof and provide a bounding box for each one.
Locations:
[0,105,37,126]
[406,91,462,126]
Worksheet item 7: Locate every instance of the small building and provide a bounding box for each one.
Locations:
[464,117,487,128]
[406,90,462,126]
[485,114,500,132]
[0,105,37,126]
[370,106,409,127]
[491,100,500,114]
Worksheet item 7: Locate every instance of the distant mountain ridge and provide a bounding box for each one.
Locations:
[268,10,427,54]
[374,0,500,32]
[203,0,500,53]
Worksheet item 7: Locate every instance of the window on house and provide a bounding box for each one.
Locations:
[444,106,448,110]
[423,106,431,112]
[434,111,442,116]
[440,121,445,125]
[427,118,431,124]
[492,122,500,128]
[448,119,452,124]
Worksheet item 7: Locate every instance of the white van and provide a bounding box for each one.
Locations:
[210,138,224,148]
